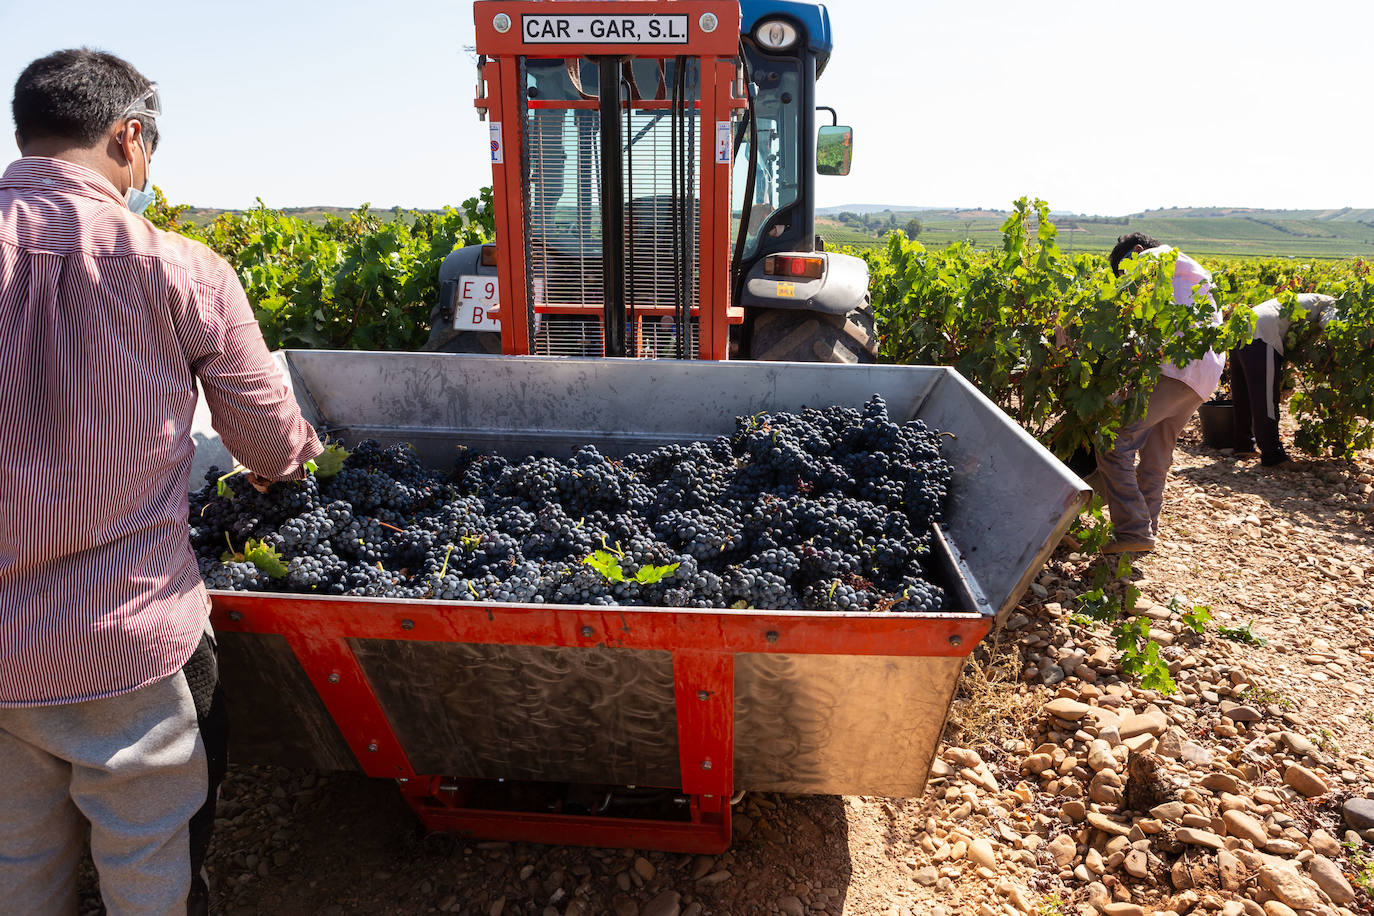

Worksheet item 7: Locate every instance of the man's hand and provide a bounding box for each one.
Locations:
[247,472,273,494]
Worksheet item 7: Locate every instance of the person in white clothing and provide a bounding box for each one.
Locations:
[1230,293,1338,467]
[1093,233,1225,554]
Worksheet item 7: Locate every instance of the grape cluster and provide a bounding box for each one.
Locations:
[188,395,953,612]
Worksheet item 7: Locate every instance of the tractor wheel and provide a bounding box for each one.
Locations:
[747,299,877,363]
[424,330,503,354]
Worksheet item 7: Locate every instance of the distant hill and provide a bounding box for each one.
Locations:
[818,205,1374,259]
[1127,206,1374,222]
[178,202,1374,259]
[817,204,941,216]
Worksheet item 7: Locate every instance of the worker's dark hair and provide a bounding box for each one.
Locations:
[12,48,158,153]
[1108,232,1163,275]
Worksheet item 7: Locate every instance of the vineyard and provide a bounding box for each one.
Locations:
[148,188,493,351]
[866,199,1374,459]
[150,191,1374,458]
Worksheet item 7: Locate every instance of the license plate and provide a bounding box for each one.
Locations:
[521,14,689,44]
[453,276,500,331]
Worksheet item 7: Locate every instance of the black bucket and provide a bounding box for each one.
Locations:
[1197,400,1234,450]
[1064,443,1097,479]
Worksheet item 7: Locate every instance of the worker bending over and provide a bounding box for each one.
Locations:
[1230,292,1338,468]
[1094,233,1224,555]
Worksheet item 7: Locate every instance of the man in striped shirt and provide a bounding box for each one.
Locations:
[0,50,322,913]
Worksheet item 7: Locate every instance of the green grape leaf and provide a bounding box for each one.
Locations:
[633,562,681,585]
[216,466,247,499]
[310,442,351,479]
[583,550,626,583]
[1075,587,1118,623]
[221,538,288,578]
[1139,664,1177,694]
[1181,604,1212,634]
[1218,620,1268,646]
[242,540,289,578]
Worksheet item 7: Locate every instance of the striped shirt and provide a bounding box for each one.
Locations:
[0,157,322,707]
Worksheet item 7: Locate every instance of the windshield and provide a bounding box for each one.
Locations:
[732,49,801,261]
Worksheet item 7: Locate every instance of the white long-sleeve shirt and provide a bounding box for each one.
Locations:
[1251,293,1338,355]
[1144,246,1225,401]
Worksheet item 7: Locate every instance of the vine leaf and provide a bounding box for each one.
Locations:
[307,442,351,479]
[221,538,289,578]
[216,465,247,499]
[583,550,626,583]
[633,562,681,585]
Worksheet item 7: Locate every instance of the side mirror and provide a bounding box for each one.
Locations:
[816,125,853,176]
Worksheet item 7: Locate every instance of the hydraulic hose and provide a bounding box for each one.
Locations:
[731,43,759,313]
[684,59,696,358]
[623,75,637,356]
[671,56,687,358]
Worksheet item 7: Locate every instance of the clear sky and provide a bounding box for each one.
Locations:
[1,0,1369,216]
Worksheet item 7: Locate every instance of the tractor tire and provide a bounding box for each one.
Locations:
[747,300,877,364]
[424,330,503,354]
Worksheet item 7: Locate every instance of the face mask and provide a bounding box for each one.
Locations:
[124,129,154,215]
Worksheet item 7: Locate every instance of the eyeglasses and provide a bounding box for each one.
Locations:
[122,84,162,120]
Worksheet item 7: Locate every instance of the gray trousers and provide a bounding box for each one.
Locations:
[0,631,225,916]
[1094,376,1204,543]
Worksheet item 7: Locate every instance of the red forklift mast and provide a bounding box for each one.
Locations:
[474,1,745,359]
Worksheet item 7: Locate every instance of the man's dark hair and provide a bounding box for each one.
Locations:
[1108,232,1162,274]
[12,48,158,153]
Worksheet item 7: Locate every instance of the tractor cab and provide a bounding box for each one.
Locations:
[427,1,873,363]
[732,0,839,268]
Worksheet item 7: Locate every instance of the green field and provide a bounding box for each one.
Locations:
[820,206,1374,260]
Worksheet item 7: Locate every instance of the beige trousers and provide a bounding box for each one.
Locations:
[1094,376,1204,543]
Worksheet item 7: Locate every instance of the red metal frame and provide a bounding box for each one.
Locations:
[211,592,990,852]
[473,0,744,360]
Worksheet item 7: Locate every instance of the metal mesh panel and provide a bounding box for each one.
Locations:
[520,64,705,360]
[624,110,699,316]
[527,107,604,311]
[530,315,698,358]
[636,315,698,359]
[531,315,603,357]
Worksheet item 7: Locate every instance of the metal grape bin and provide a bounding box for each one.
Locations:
[194,352,1089,852]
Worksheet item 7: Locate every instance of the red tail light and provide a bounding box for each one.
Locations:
[764,255,824,280]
